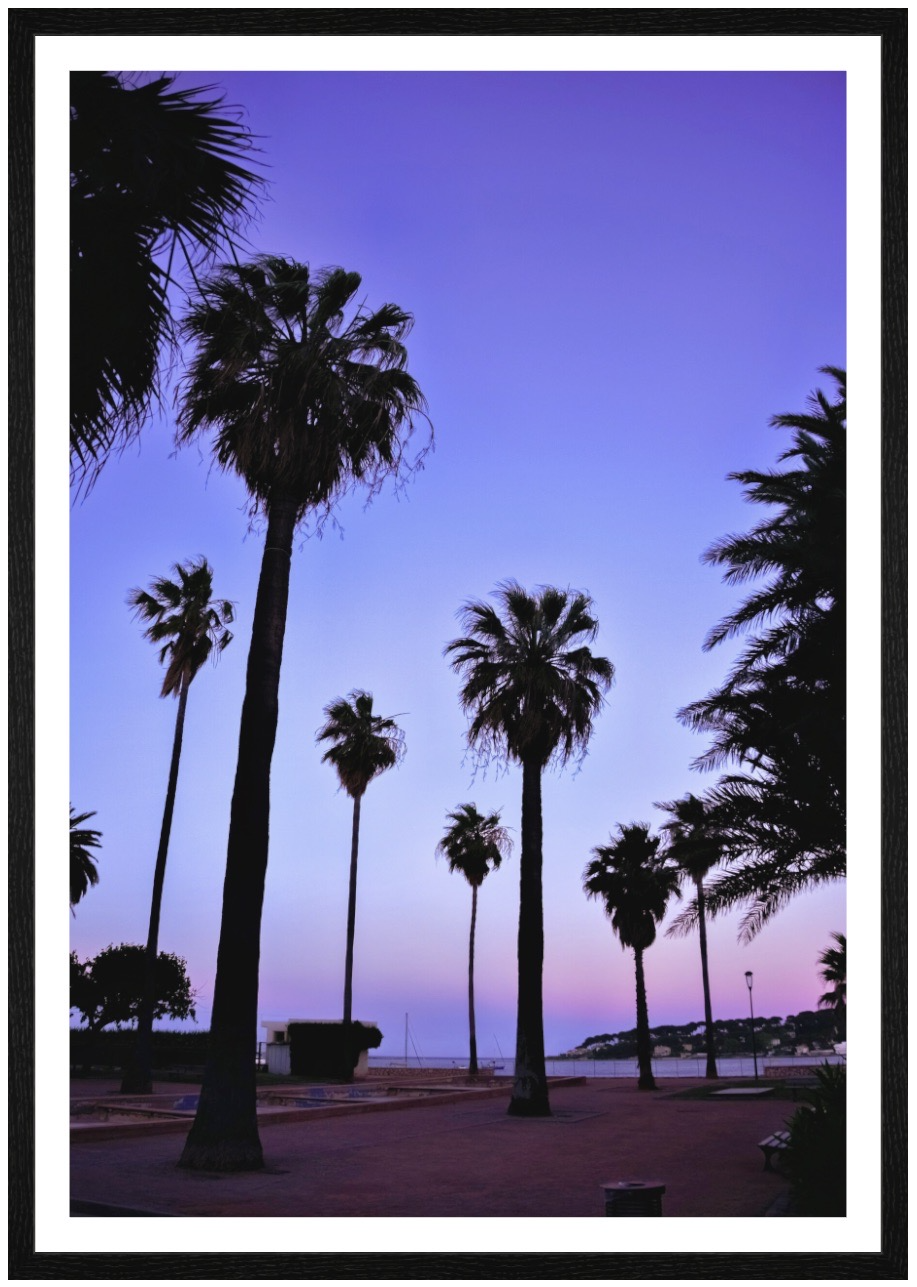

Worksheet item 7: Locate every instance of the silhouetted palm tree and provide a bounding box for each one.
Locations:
[658,793,722,1078]
[436,804,511,1075]
[447,582,613,1115]
[121,558,233,1094]
[176,256,429,1171]
[669,754,845,944]
[317,691,406,1033]
[678,369,846,931]
[583,823,680,1090]
[817,932,846,1041]
[70,806,102,911]
[71,72,263,488]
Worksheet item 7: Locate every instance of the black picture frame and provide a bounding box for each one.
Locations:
[9,7,906,1280]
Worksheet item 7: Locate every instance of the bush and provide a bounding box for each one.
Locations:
[781,1062,846,1215]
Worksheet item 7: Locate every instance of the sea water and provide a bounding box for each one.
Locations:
[367,1053,845,1079]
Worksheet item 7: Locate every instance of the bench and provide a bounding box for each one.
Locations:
[758,1130,790,1171]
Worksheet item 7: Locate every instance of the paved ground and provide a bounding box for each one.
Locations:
[70,1076,795,1218]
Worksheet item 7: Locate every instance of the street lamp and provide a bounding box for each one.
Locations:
[744,971,759,1082]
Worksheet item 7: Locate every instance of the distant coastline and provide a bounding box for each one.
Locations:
[553,1008,843,1062]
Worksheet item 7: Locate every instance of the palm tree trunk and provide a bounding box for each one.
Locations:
[508,757,550,1116]
[179,494,298,1171]
[342,792,362,1030]
[121,675,190,1094]
[695,876,718,1079]
[468,884,478,1076]
[634,947,656,1090]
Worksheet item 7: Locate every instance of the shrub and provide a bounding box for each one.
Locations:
[781,1062,846,1215]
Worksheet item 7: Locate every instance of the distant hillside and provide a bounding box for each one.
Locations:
[555,1009,841,1060]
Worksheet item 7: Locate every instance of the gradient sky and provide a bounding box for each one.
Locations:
[68,69,847,1060]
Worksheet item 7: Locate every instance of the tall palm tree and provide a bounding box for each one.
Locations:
[436,804,511,1075]
[446,582,613,1116]
[658,793,722,1078]
[817,932,846,1041]
[176,256,429,1171]
[583,823,680,1090]
[317,692,406,1034]
[70,806,102,911]
[70,71,263,488]
[120,558,234,1094]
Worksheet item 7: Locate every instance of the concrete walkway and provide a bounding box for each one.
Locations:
[70,1076,795,1218]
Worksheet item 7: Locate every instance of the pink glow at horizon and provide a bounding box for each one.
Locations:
[69,69,846,1060]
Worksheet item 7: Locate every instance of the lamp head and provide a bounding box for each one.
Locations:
[745,971,753,990]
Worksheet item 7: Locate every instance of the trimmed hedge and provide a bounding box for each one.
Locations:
[70,1027,209,1070]
[287,1021,383,1080]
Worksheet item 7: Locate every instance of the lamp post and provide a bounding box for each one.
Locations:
[744,971,759,1082]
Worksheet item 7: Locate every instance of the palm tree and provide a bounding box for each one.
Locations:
[668,755,845,943]
[176,257,429,1171]
[817,932,846,1041]
[436,804,511,1075]
[317,692,406,1035]
[446,582,613,1116]
[70,806,102,911]
[678,369,846,931]
[70,71,263,489]
[583,824,680,1090]
[658,793,722,1078]
[120,558,234,1094]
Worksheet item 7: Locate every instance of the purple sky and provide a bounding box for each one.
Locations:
[69,70,846,1059]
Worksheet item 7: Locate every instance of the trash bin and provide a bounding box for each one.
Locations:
[601,1180,666,1216]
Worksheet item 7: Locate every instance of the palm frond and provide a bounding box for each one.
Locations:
[70,805,102,908]
[71,71,265,490]
[316,690,406,798]
[675,370,847,939]
[583,823,680,952]
[656,791,724,884]
[436,802,512,887]
[176,256,431,526]
[445,581,613,770]
[129,556,234,697]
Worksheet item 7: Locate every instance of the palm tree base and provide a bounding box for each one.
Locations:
[507,1095,552,1117]
[178,1080,264,1172]
[178,1137,264,1172]
[119,1069,153,1095]
[637,1078,656,1091]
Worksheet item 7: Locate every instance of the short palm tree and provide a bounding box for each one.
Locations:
[121,557,233,1094]
[436,804,511,1075]
[817,932,846,1041]
[70,71,263,488]
[176,256,428,1171]
[70,806,102,910]
[583,823,680,1090]
[317,691,406,1034]
[446,581,613,1116]
[658,793,722,1078]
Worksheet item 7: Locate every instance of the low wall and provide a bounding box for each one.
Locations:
[763,1063,823,1079]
